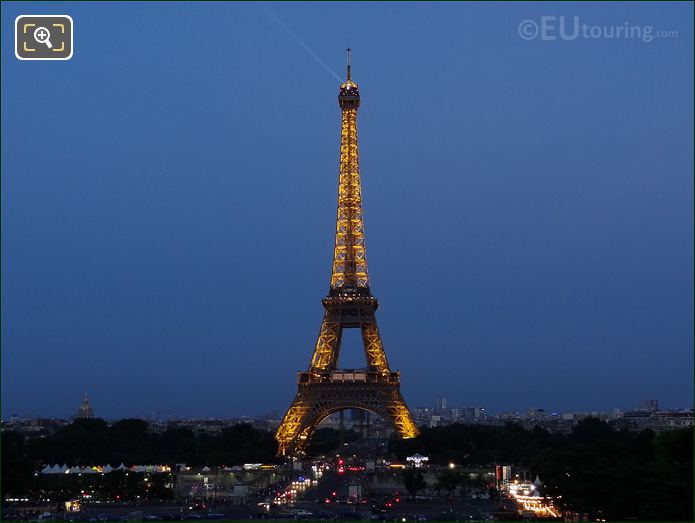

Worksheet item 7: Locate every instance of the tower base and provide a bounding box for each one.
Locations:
[276,371,419,456]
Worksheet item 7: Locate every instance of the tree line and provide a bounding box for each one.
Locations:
[390,418,693,521]
[3,417,693,520]
[2,419,278,500]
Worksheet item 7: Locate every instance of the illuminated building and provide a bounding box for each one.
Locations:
[507,479,560,519]
[406,454,429,468]
[275,50,418,456]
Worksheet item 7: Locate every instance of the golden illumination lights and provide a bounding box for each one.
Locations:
[275,52,418,457]
[508,483,560,518]
[330,106,368,289]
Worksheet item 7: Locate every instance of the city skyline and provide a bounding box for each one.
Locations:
[2,2,693,419]
[2,392,691,422]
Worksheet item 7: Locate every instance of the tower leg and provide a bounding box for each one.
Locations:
[309,317,342,372]
[361,321,390,372]
[275,395,312,457]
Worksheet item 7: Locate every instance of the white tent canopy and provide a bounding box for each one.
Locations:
[38,462,174,475]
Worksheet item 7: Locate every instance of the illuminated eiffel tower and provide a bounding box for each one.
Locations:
[275,50,419,457]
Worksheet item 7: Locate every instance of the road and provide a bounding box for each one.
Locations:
[3,467,508,522]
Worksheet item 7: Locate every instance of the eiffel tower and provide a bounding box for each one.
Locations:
[275,50,419,457]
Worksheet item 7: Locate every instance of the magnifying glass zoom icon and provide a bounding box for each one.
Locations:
[34,26,53,49]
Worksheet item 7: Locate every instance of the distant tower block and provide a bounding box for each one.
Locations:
[75,392,94,418]
[275,50,419,457]
[638,400,659,412]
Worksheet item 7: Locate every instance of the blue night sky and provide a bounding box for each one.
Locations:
[2,2,693,419]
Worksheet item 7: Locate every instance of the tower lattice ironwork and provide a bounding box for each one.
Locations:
[275,50,419,457]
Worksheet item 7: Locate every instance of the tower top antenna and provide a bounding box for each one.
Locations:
[346,48,351,80]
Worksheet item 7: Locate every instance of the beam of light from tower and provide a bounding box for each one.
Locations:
[258,2,343,83]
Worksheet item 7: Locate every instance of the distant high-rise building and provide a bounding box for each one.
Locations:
[413,407,433,421]
[436,396,448,410]
[75,393,94,419]
[638,400,659,412]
